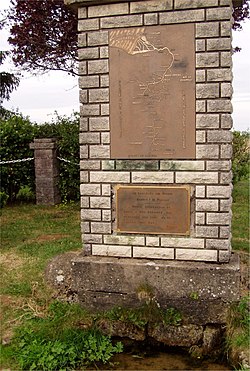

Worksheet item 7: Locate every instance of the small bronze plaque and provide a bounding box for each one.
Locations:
[109,24,195,159]
[115,186,190,235]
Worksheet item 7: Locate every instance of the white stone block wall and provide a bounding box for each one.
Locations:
[77,0,233,263]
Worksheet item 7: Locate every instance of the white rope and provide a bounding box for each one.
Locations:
[57,157,80,166]
[0,157,79,166]
[0,157,34,165]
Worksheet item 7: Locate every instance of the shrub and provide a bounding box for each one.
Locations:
[0,191,9,208]
[0,112,37,202]
[232,131,250,184]
[0,111,80,203]
[16,185,35,203]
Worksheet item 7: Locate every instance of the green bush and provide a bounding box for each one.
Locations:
[0,191,9,208]
[16,185,35,203]
[0,111,80,203]
[232,131,250,184]
[0,112,37,202]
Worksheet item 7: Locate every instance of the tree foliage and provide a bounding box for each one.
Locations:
[6,0,250,75]
[0,51,19,102]
[0,111,79,203]
[7,0,78,75]
[0,14,19,103]
[232,0,250,31]
[0,112,37,202]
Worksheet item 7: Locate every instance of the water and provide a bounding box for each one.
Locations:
[88,348,231,370]
[109,351,231,370]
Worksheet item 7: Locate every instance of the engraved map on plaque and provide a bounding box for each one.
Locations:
[109,24,195,159]
[115,186,190,235]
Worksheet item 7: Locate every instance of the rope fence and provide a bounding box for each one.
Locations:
[57,157,80,166]
[0,157,79,166]
[0,158,34,165]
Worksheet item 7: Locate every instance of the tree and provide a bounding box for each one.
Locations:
[7,0,78,75]
[0,51,19,103]
[0,16,19,105]
[232,0,250,31]
[6,0,250,76]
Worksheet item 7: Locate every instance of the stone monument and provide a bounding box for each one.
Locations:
[65,0,240,324]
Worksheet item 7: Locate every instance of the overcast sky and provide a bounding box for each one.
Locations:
[0,0,249,131]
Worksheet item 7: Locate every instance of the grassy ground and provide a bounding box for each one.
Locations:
[1,203,81,299]
[0,180,249,369]
[0,202,82,368]
[232,179,249,252]
[230,179,250,369]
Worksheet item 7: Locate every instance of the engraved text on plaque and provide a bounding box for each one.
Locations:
[115,186,190,235]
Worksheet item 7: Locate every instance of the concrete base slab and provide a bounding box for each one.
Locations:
[71,253,240,325]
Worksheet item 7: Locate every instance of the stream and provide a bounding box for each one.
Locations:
[110,351,231,370]
[88,347,232,370]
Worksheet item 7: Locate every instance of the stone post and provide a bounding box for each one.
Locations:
[64,0,240,323]
[30,138,60,205]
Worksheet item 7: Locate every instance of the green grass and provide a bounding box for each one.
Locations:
[0,202,124,370]
[232,179,249,252]
[227,295,250,366]
[0,203,82,348]
[0,203,82,300]
[0,181,249,369]
[1,301,122,371]
[1,203,81,252]
[230,180,250,367]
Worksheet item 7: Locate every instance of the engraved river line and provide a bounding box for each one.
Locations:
[109,25,195,158]
[110,28,177,155]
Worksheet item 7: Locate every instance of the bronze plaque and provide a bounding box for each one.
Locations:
[109,24,196,159]
[115,186,190,235]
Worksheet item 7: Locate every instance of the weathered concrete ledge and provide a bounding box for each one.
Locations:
[65,0,243,9]
[71,253,240,325]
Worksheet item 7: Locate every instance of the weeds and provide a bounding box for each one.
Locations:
[162,307,182,326]
[101,303,182,330]
[0,203,82,369]
[230,296,250,331]
[234,366,249,371]
[12,327,122,370]
[227,296,250,357]
[3,301,123,370]
[101,306,148,330]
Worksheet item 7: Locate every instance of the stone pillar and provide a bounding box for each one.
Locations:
[30,138,60,205]
[66,0,236,263]
[64,0,240,320]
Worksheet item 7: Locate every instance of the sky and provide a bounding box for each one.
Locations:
[0,0,249,131]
